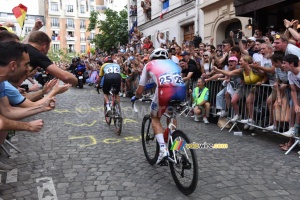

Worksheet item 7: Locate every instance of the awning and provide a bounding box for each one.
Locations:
[234,0,286,16]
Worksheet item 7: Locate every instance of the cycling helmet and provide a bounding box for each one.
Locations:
[149,48,169,60]
[103,56,113,63]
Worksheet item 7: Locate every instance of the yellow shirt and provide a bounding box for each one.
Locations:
[243,69,263,84]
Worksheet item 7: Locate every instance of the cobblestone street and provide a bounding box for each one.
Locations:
[0,86,300,200]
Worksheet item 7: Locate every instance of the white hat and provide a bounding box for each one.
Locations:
[247,37,256,42]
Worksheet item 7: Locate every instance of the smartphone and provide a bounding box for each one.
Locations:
[238,32,243,39]
[20,84,29,92]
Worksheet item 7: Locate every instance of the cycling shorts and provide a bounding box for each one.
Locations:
[150,85,186,118]
[103,73,121,95]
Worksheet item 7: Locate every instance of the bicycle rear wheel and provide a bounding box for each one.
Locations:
[141,114,159,165]
[169,130,198,195]
[113,100,122,135]
[104,102,111,125]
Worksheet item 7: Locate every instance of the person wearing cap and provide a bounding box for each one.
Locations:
[238,34,257,56]
[273,34,300,58]
[213,55,266,130]
[181,51,197,67]
[206,56,241,117]
[213,38,232,69]
[0,26,15,34]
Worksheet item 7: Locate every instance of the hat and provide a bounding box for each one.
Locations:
[247,37,256,42]
[181,51,190,56]
[228,56,238,62]
[0,26,15,33]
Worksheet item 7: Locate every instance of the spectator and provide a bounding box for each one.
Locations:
[157,31,166,48]
[25,31,78,86]
[192,78,210,123]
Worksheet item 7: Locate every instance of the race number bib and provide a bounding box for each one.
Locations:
[158,73,184,86]
[105,64,120,74]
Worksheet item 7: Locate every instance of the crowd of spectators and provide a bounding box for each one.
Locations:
[92,20,300,154]
[0,19,75,171]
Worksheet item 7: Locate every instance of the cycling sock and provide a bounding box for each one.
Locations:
[156,133,165,150]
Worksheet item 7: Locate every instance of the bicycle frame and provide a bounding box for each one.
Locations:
[163,112,190,165]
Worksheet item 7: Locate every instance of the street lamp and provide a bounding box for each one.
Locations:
[245,19,252,30]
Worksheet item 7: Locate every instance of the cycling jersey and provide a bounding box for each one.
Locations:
[100,63,121,95]
[99,63,121,77]
[139,59,186,117]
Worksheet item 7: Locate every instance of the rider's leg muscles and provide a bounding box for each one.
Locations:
[151,116,165,148]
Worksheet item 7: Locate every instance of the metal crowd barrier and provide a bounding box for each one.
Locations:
[205,80,300,155]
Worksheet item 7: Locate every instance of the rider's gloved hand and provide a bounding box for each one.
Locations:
[131,96,138,102]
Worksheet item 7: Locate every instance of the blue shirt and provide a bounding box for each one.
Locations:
[4,81,26,106]
[0,81,6,98]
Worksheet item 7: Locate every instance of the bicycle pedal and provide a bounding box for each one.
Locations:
[158,160,168,166]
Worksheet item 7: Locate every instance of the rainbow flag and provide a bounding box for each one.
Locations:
[12,4,27,29]
[170,140,186,151]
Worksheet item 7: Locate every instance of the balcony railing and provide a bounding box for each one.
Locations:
[65,10,75,16]
[66,24,75,28]
[66,36,76,41]
[80,25,86,29]
[51,23,60,27]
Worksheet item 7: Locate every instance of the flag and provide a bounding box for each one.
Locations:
[129,21,137,38]
[12,4,27,29]
[170,140,186,151]
[87,43,91,58]
[160,0,169,20]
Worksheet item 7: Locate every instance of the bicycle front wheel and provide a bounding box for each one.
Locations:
[113,100,122,135]
[141,115,159,165]
[169,130,198,195]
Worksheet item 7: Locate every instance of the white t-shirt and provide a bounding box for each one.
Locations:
[171,55,179,65]
[286,44,300,58]
[158,38,166,46]
[288,71,300,88]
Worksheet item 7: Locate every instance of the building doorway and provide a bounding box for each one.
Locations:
[183,23,194,43]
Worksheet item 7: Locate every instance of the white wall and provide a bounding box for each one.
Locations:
[140,7,196,48]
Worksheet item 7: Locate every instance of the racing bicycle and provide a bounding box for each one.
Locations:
[133,99,199,195]
[104,84,123,135]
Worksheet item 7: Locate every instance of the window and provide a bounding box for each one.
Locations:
[68,44,75,53]
[80,5,85,13]
[80,33,85,42]
[66,5,73,12]
[80,20,86,29]
[90,6,95,11]
[51,3,59,11]
[51,18,59,27]
[90,33,95,39]
[66,19,74,28]
[81,45,86,53]
[52,31,60,41]
[67,31,74,37]
[53,44,60,51]
[25,27,32,34]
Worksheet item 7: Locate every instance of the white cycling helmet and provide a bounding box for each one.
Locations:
[149,48,169,60]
